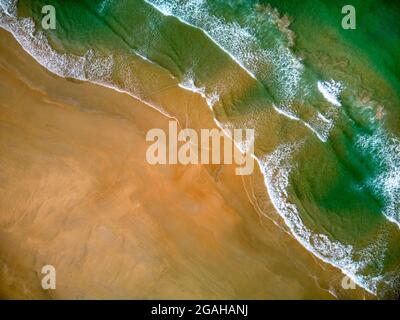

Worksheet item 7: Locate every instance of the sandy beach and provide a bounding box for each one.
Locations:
[0,28,373,299]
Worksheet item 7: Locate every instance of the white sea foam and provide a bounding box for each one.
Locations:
[178,71,220,109]
[145,0,257,81]
[317,80,343,107]
[273,80,340,143]
[145,0,304,104]
[273,104,300,121]
[145,0,345,144]
[143,1,398,295]
[0,2,113,81]
[273,104,333,142]
[0,0,180,123]
[97,0,113,15]
[257,142,388,294]
[356,128,400,228]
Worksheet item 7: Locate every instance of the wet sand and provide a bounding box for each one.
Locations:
[0,29,373,299]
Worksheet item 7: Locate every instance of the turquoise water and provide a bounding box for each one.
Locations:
[1,0,399,297]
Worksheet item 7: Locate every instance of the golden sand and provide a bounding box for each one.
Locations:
[0,29,373,299]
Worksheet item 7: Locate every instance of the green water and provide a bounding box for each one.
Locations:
[4,0,400,297]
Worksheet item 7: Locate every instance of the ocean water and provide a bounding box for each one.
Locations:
[1,0,400,298]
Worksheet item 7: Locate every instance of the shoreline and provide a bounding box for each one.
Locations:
[0,26,374,299]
